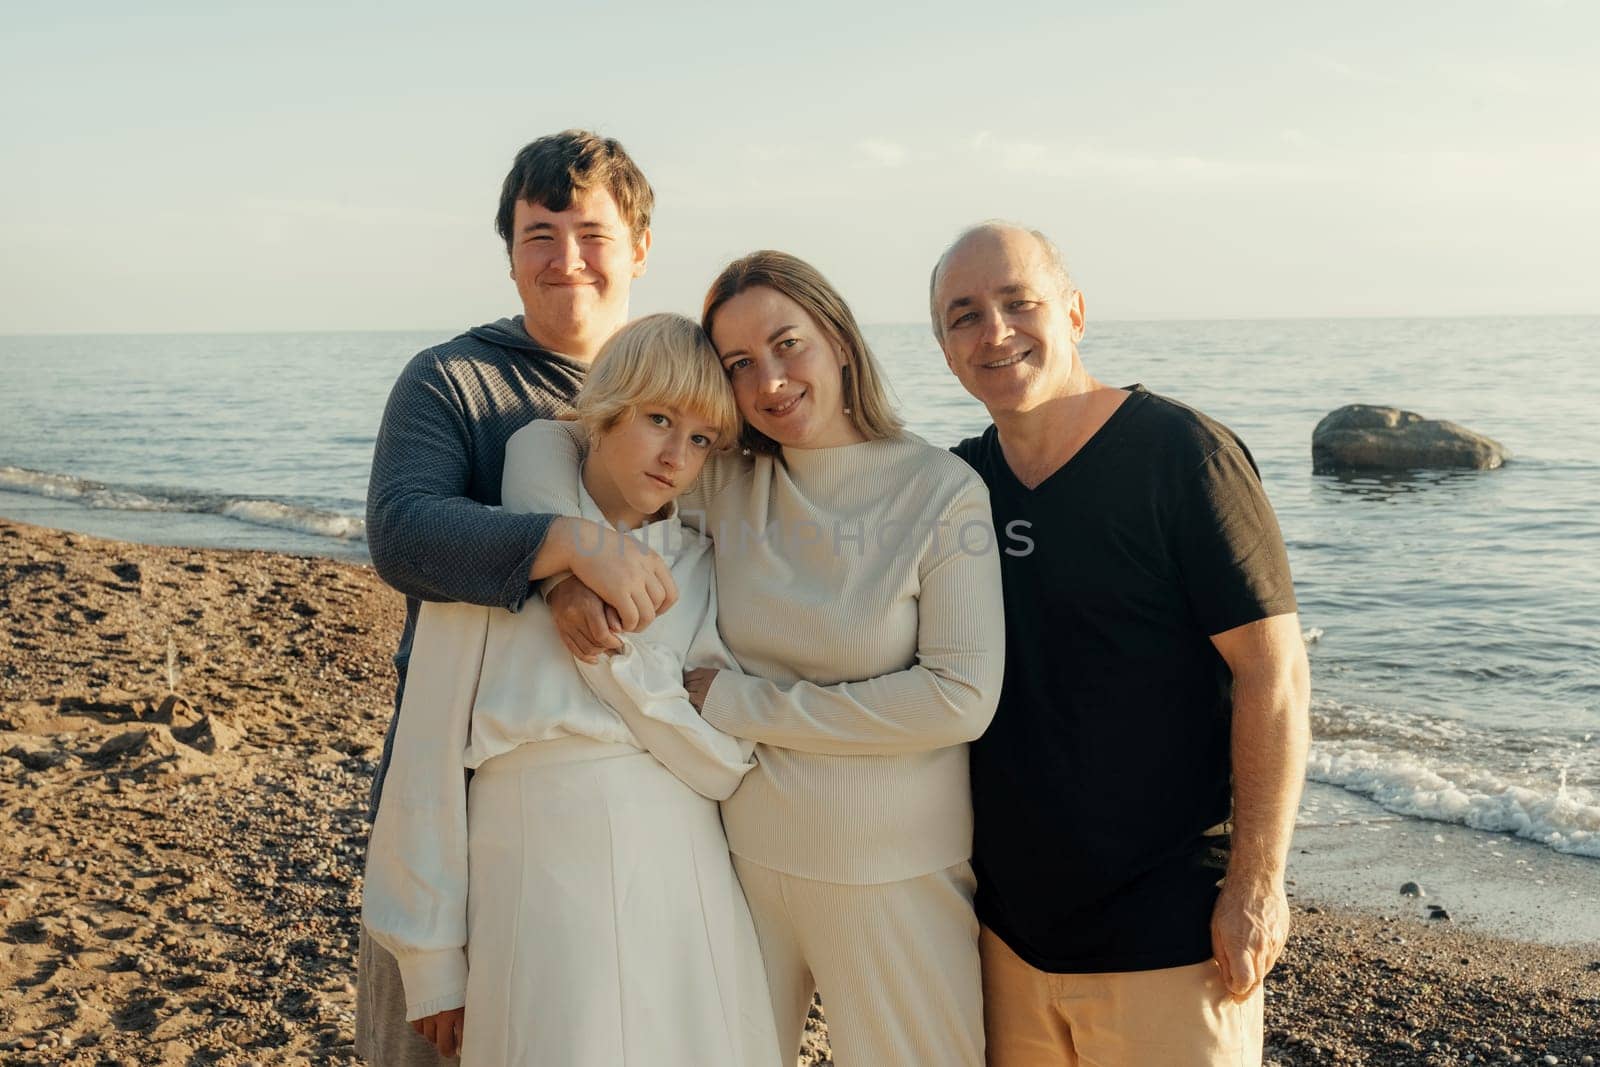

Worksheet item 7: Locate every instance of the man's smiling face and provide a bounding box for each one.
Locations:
[933,227,1085,416]
[508,186,648,356]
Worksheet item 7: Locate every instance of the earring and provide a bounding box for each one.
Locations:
[841,364,854,415]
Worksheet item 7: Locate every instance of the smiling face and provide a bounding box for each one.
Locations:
[508,186,650,361]
[933,227,1086,416]
[709,286,865,450]
[583,404,721,529]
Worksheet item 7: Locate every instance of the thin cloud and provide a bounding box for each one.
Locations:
[244,198,468,229]
[856,138,909,168]
[1310,55,1396,86]
[1281,129,1324,152]
[965,131,1326,183]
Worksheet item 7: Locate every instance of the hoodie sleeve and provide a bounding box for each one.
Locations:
[365,349,556,611]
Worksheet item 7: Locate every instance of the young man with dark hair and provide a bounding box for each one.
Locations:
[356,128,674,1065]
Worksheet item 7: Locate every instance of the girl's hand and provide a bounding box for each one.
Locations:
[549,575,625,663]
[411,1007,465,1058]
[684,668,719,710]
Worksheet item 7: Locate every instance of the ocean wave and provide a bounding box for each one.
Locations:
[218,499,365,540]
[0,465,365,542]
[1307,740,1600,859]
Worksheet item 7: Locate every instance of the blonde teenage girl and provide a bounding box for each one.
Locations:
[362,314,781,1067]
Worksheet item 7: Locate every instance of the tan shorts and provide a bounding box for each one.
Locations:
[980,925,1264,1067]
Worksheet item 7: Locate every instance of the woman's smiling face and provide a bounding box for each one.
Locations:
[709,286,864,450]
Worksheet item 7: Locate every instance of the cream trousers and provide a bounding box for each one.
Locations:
[733,855,985,1067]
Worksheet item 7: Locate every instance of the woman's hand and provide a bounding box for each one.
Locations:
[411,1006,465,1058]
[683,667,719,710]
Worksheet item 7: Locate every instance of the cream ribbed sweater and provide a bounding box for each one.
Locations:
[511,421,1005,885]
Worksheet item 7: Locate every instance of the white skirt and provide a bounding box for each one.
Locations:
[460,736,781,1067]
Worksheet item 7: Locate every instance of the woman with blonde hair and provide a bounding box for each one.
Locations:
[362,313,781,1067]
[524,253,1005,1064]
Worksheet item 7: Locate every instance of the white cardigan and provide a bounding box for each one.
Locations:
[361,426,755,1020]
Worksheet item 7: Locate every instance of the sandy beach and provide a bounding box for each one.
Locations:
[2,518,1597,1065]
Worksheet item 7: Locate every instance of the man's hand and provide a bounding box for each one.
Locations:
[411,1006,465,1058]
[1210,871,1290,1001]
[549,576,625,663]
[683,667,719,711]
[545,517,677,632]
[1207,613,1309,1002]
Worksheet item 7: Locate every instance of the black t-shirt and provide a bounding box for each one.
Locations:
[952,385,1298,974]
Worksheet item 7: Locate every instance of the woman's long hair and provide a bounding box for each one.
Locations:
[702,250,903,455]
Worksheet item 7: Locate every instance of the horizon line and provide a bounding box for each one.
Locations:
[3,309,1599,340]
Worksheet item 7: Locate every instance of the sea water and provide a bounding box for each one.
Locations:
[3,318,1597,862]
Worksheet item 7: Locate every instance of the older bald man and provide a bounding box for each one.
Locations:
[932,222,1310,1067]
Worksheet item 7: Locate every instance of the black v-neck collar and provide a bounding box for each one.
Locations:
[992,385,1149,495]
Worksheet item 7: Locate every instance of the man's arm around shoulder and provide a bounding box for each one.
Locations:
[365,351,551,610]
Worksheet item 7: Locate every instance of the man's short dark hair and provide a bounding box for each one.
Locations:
[495,130,654,254]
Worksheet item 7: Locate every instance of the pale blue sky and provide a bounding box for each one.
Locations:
[3,1,1596,332]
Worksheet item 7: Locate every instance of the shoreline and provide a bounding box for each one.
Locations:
[0,488,371,563]
[1292,780,1600,947]
[1,518,1597,1064]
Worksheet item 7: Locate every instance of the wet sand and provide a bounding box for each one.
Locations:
[2,518,1597,1065]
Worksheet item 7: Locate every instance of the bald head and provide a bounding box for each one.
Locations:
[929,222,1074,342]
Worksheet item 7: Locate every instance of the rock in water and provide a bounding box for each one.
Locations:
[1400,881,1424,898]
[1312,405,1508,473]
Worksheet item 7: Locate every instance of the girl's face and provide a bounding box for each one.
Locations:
[585,404,721,528]
[710,286,865,450]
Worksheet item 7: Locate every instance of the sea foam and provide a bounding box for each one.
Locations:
[219,499,366,540]
[0,466,365,542]
[1307,738,1600,858]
